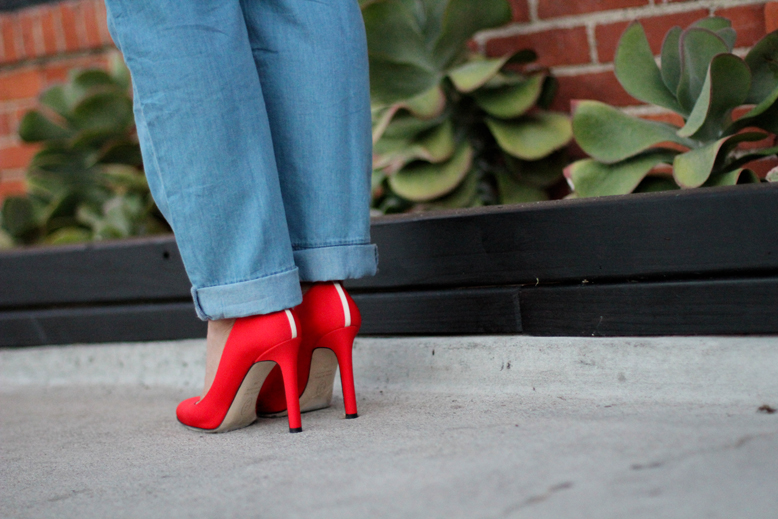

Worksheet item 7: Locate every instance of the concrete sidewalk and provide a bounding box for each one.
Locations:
[2,336,778,518]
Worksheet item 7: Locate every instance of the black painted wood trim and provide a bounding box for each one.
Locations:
[0,287,522,347]
[520,276,778,336]
[354,287,521,335]
[1,184,776,309]
[0,302,205,347]
[352,183,778,290]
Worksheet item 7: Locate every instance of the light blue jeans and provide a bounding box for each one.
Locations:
[104,0,377,320]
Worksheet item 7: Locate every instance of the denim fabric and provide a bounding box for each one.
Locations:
[104,0,377,320]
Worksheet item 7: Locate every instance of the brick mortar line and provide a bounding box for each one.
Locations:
[31,7,46,57]
[475,0,767,42]
[0,44,116,75]
[0,168,26,181]
[0,98,39,112]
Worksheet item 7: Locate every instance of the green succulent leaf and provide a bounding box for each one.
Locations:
[381,111,445,140]
[692,17,731,31]
[71,91,133,132]
[692,17,736,50]
[744,30,778,104]
[661,27,683,94]
[108,53,131,91]
[18,110,73,142]
[98,141,144,166]
[428,170,480,208]
[678,54,750,140]
[567,150,677,198]
[368,56,439,105]
[375,119,456,172]
[728,83,778,133]
[362,0,429,66]
[44,226,92,245]
[767,168,778,182]
[677,28,729,113]
[721,144,778,172]
[572,100,689,164]
[432,0,512,68]
[486,112,572,161]
[673,132,768,188]
[388,141,473,201]
[448,54,513,93]
[39,86,71,119]
[472,74,545,119]
[505,151,566,188]
[634,175,680,193]
[495,170,548,204]
[1,196,38,237]
[615,22,684,113]
[404,85,447,118]
[703,168,759,187]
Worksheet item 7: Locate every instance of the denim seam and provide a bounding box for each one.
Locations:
[193,265,298,291]
[292,239,372,250]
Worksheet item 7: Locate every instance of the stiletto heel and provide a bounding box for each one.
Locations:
[274,346,303,432]
[256,282,362,419]
[177,309,303,433]
[318,326,360,418]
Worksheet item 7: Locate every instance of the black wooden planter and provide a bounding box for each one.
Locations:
[1,183,777,346]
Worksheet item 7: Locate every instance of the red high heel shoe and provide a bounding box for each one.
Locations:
[177,309,303,433]
[256,282,361,419]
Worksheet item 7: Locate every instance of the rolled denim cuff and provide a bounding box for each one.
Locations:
[293,243,378,282]
[191,267,302,320]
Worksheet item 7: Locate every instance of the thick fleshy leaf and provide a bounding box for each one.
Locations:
[728,83,778,134]
[375,120,456,172]
[566,151,676,198]
[381,111,444,139]
[677,28,729,113]
[692,17,732,31]
[692,17,736,49]
[472,74,545,119]
[363,0,429,66]
[1,196,38,237]
[109,53,131,91]
[432,0,512,68]
[660,27,683,94]
[703,168,759,187]
[448,55,512,93]
[495,171,547,204]
[39,86,71,119]
[744,30,778,104]
[767,167,778,182]
[98,141,143,166]
[369,56,439,105]
[18,111,73,142]
[487,112,572,161]
[428,170,479,208]
[615,22,683,113]
[404,85,447,118]
[673,132,768,188]
[720,144,778,172]
[71,91,133,132]
[572,101,689,164]
[44,226,92,245]
[388,141,472,201]
[505,151,566,188]
[678,54,750,140]
[634,175,680,193]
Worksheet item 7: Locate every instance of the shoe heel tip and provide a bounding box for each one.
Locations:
[289,427,303,433]
[345,413,359,419]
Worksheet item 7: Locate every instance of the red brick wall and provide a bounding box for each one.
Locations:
[0,0,114,201]
[1,0,778,202]
[476,0,778,173]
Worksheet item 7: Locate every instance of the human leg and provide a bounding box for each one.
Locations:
[240,0,377,281]
[105,0,302,320]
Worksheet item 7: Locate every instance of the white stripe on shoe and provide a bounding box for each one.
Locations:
[334,282,351,327]
[285,309,297,339]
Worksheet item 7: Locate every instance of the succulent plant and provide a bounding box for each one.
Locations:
[363,0,572,213]
[567,17,778,198]
[0,56,168,247]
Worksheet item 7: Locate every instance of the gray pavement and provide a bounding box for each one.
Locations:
[2,336,778,518]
